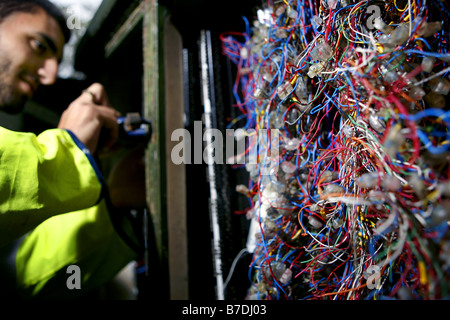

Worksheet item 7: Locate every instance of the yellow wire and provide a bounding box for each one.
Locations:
[394,0,409,12]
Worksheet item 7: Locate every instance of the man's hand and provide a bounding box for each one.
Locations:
[58,83,120,154]
[107,145,146,209]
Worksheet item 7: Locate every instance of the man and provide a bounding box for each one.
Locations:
[0,0,138,299]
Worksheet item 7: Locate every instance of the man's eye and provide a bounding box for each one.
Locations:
[31,39,47,54]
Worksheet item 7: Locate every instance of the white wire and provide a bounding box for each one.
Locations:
[414,66,450,87]
[222,248,249,296]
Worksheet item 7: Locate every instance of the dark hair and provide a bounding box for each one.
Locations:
[0,0,71,43]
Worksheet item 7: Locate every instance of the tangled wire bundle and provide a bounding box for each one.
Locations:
[221,0,450,300]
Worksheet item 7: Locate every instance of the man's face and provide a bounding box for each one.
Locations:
[0,7,65,114]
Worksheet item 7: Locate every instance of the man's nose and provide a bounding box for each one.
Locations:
[38,58,59,85]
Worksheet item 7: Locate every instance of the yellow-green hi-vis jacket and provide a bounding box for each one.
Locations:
[0,127,137,299]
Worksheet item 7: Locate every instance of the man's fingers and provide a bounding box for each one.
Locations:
[95,105,120,150]
[82,83,111,106]
[96,105,121,119]
[58,83,121,154]
[81,90,97,103]
[58,101,120,153]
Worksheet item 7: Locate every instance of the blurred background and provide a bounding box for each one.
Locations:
[50,0,103,79]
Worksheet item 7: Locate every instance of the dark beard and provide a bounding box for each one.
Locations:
[0,55,28,115]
